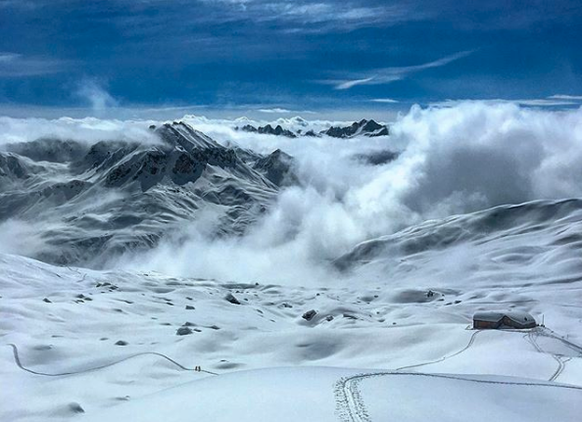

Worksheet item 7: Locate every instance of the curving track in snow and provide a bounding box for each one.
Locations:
[526,327,582,381]
[5,343,219,377]
[336,327,582,422]
[335,371,582,422]
[394,328,482,372]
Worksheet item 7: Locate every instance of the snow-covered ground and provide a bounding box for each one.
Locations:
[1,221,581,422]
[2,104,582,421]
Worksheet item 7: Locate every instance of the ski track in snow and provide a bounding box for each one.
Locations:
[335,328,484,422]
[335,371,582,422]
[394,327,481,371]
[526,327,582,382]
[5,343,219,377]
[335,327,582,422]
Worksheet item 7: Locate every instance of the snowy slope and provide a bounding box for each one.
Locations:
[77,368,581,422]
[2,196,582,422]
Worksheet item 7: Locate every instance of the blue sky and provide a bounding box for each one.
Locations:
[0,0,581,118]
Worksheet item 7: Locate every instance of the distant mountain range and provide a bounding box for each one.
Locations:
[237,119,389,138]
[0,122,297,267]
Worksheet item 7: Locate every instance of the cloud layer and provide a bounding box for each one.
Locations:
[1,102,582,285]
[126,102,582,283]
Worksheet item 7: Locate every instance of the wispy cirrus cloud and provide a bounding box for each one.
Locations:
[323,50,474,90]
[0,52,70,77]
[430,95,582,108]
[370,98,399,103]
[260,2,412,28]
[258,107,293,114]
[548,94,582,101]
[257,107,317,115]
[108,0,417,35]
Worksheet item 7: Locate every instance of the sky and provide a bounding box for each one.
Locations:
[0,0,582,119]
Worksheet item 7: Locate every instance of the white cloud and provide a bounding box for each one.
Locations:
[74,80,118,111]
[257,108,293,114]
[327,50,474,90]
[548,94,582,101]
[431,98,578,108]
[335,77,378,90]
[0,116,161,146]
[5,103,582,285]
[111,102,582,284]
[371,98,399,103]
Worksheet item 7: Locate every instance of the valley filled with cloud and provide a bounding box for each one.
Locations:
[2,1,582,421]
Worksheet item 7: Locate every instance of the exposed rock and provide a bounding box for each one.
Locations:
[238,119,388,139]
[354,150,399,165]
[302,310,317,321]
[68,402,85,414]
[321,119,389,138]
[253,149,298,187]
[225,293,241,305]
[185,305,195,310]
[1,121,281,267]
[115,340,128,346]
[240,124,296,138]
[176,327,193,336]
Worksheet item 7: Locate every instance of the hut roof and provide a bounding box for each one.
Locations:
[473,311,505,322]
[504,311,535,325]
[473,311,535,325]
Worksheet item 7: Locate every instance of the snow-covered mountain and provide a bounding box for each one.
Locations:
[335,198,582,276]
[237,118,389,138]
[321,119,389,138]
[0,121,295,267]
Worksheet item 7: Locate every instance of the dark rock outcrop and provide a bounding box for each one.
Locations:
[237,119,388,139]
[321,119,389,138]
[354,150,399,165]
[302,310,317,321]
[239,124,297,138]
[253,149,298,187]
[225,293,241,305]
[176,327,193,336]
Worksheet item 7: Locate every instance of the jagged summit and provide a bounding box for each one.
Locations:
[158,121,222,150]
[236,118,389,138]
[0,122,298,267]
[239,123,297,138]
[253,149,298,187]
[321,119,389,138]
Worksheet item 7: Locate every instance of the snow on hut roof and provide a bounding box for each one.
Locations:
[473,311,535,323]
[504,311,535,325]
[473,311,505,322]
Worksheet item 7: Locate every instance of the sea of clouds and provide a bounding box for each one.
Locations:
[1,102,581,283]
